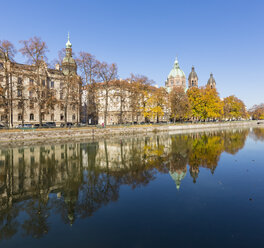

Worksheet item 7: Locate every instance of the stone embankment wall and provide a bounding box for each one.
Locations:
[0,121,261,146]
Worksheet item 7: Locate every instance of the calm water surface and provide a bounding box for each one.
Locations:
[1,128,264,248]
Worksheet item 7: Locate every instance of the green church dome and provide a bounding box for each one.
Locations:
[168,58,185,78]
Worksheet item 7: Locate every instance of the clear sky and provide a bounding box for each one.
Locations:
[1,0,263,108]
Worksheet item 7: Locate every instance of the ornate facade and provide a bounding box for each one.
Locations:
[0,35,81,127]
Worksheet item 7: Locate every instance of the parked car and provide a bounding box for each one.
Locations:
[60,122,74,127]
[34,123,49,128]
[23,124,33,128]
[45,122,56,127]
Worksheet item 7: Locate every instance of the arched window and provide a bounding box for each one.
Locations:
[30,114,34,120]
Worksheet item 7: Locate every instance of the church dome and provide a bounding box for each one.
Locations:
[168,58,185,78]
[188,66,198,80]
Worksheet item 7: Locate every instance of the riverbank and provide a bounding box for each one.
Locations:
[0,120,261,147]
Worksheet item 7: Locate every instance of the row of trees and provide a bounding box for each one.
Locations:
[169,86,249,121]
[249,103,264,120]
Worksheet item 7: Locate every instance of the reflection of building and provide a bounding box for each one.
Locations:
[170,170,186,190]
[165,58,186,92]
[0,144,81,212]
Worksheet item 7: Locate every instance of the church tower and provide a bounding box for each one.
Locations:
[61,33,77,75]
[188,66,198,88]
[207,73,216,89]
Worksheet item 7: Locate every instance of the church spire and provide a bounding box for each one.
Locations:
[66,32,72,48]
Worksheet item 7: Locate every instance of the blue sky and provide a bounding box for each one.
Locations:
[1,0,263,107]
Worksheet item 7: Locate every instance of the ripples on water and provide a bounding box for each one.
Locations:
[0,128,264,248]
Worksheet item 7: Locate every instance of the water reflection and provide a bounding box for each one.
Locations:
[0,128,259,240]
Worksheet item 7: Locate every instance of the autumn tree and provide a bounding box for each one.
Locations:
[0,40,17,127]
[249,103,264,120]
[144,87,167,123]
[97,62,118,125]
[19,37,49,125]
[223,95,248,120]
[169,86,190,122]
[128,74,146,124]
[187,86,223,121]
[76,52,99,124]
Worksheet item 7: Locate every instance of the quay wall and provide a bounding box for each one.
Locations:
[0,121,261,147]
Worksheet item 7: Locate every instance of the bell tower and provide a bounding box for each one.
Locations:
[188,66,198,88]
[61,33,77,75]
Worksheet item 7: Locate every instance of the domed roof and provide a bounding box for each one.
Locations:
[169,170,186,190]
[168,57,185,78]
[188,66,198,80]
[207,73,216,85]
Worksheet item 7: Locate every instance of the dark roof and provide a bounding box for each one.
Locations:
[207,73,216,85]
[188,66,198,80]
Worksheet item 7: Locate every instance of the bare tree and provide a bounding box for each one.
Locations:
[97,62,118,126]
[0,40,17,127]
[112,79,129,124]
[61,74,80,125]
[19,37,49,126]
[76,52,99,124]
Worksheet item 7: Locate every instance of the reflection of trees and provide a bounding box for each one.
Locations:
[252,128,264,141]
[0,128,250,240]
[224,129,249,154]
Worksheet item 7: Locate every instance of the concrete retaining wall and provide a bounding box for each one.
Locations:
[0,121,260,146]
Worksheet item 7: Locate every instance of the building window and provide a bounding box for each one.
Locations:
[72,104,75,111]
[60,104,64,111]
[29,79,34,85]
[29,91,33,98]
[0,75,3,82]
[51,114,54,121]
[41,91,45,98]
[42,80,45,86]
[1,115,5,121]
[41,113,45,121]
[18,114,22,121]
[72,114,75,120]
[30,100,34,109]
[18,101,23,109]
[17,89,22,97]
[170,80,173,85]
[51,81,54,88]
[18,77,22,85]
[30,113,34,120]
[60,114,64,120]
[60,92,63,100]
[0,63,3,69]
